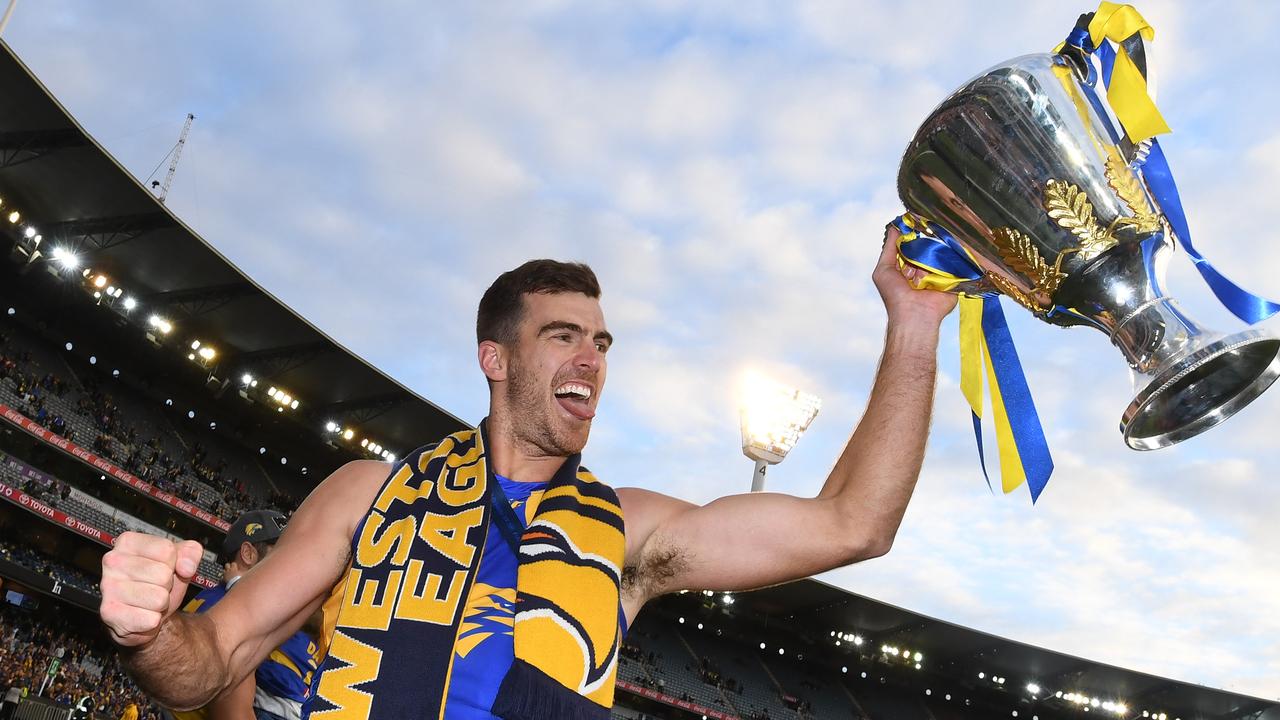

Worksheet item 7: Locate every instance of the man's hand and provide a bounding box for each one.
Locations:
[100,532,204,648]
[873,224,957,326]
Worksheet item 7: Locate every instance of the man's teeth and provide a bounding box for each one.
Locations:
[555,382,592,400]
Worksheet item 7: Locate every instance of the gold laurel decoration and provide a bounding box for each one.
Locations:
[987,226,1068,312]
[1104,155,1163,236]
[1104,155,1147,214]
[985,271,1045,313]
[1045,179,1117,261]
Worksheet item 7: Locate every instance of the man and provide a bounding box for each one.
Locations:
[100,229,954,719]
[168,511,320,720]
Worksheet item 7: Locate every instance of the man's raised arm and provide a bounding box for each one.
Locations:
[99,460,387,710]
[619,226,957,611]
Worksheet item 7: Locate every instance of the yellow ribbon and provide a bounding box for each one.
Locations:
[1088,2,1171,142]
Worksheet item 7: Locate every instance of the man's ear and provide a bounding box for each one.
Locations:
[478,340,508,383]
[238,541,259,567]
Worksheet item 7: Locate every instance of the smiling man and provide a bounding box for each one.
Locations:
[99,228,955,720]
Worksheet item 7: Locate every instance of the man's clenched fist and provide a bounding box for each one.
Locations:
[100,531,204,648]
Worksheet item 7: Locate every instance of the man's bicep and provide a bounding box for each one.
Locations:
[209,460,386,680]
[632,491,869,598]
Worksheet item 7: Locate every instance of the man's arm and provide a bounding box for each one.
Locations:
[100,460,388,710]
[206,675,256,720]
[620,227,956,614]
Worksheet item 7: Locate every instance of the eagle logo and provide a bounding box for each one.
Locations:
[245,522,263,536]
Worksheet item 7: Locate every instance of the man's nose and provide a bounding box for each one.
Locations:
[574,340,602,370]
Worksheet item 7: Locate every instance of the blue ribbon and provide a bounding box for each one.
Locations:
[1140,141,1280,323]
[1084,24,1280,324]
[980,296,1054,502]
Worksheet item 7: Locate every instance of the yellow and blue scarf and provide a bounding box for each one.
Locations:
[308,420,625,720]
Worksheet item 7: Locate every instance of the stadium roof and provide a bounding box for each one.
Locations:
[0,40,469,458]
[655,578,1278,720]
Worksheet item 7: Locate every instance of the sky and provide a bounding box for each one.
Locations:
[4,0,1280,704]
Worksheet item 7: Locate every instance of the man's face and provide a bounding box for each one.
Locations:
[501,291,611,456]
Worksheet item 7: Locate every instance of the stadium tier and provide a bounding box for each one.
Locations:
[0,35,1277,720]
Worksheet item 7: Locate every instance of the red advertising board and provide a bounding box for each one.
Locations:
[0,480,217,589]
[0,403,231,532]
[0,479,217,586]
[615,679,740,719]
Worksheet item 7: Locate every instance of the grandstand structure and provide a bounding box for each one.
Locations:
[0,37,1276,720]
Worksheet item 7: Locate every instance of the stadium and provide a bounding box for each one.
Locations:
[0,19,1276,720]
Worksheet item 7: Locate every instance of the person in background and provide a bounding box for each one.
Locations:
[169,511,319,720]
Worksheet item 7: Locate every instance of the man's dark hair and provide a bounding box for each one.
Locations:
[477,259,601,345]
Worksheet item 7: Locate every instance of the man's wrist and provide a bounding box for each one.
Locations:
[885,315,943,356]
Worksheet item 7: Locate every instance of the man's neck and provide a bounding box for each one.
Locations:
[485,410,568,484]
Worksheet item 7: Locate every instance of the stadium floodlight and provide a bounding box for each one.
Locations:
[1027,683,1041,695]
[343,428,355,440]
[325,421,339,433]
[23,226,35,238]
[7,210,19,223]
[191,339,202,350]
[738,370,821,492]
[242,373,255,385]
[148,315,173,334]
[93,274,107,289]
[51,247,79,270]
[121,296,136,310]
[198,346,216,361]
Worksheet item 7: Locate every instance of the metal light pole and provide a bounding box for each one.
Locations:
[0,0,18,37]
[738,372,821,492]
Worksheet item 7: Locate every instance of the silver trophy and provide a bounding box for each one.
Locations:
[898,51,1280,450]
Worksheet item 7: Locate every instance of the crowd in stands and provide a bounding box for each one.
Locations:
[0,328,299,523]
[0,602,160,720]
[0,536,101,597]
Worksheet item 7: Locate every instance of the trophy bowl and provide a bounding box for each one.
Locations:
[897,52,1280,450]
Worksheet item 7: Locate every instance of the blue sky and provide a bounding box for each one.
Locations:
[5,0,1280,702]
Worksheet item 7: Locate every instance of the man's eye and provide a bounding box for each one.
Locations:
[596,342,609,353]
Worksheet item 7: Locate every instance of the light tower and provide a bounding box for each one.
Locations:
[738,372,821,492]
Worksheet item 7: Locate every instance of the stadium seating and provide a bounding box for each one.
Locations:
[0,321,297,523]
[0,450,224,582]
[0,538,100,596]
[0,599,160,719]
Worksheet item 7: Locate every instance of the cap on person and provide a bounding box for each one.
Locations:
[219,509,287,563]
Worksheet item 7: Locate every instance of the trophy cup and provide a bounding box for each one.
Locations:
[897,44,1280,450]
